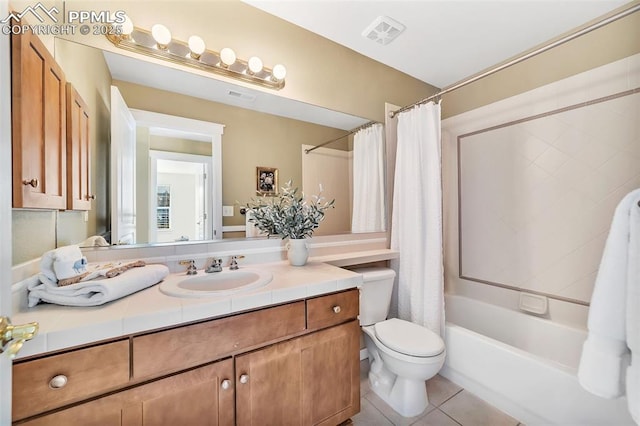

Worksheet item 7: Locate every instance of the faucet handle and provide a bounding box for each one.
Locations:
[179,259,197,275]
[229,255,245,270]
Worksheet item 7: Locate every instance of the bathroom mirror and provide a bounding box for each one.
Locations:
[11,37,384,255]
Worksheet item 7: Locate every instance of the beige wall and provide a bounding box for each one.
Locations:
[442,5,640,119]
[149,135,212,157]
[61,0,438,123]
[114,80,351,233]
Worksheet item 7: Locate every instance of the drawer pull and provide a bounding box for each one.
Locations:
[49,375,68,389]
[239,374,249,384]
[332,305,341,314]
[221,379,231,390]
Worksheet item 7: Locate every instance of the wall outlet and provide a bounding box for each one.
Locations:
[222,205,234,217]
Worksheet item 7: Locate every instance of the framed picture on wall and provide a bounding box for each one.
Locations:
[256,166,278,196]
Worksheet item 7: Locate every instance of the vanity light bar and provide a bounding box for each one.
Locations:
[105,27,286,90]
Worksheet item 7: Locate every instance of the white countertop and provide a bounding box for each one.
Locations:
[11,260,364,360]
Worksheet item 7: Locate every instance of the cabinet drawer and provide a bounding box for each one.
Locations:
[133,301,306,380]
[12,340,130,421]
[306,289,359,331]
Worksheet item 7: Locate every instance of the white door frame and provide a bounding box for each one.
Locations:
[130,109,224,240]
[110,86,137,245]
[1,1,13,421]
[149,150,214,242]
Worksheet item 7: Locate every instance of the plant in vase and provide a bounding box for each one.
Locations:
[245,180,335,266]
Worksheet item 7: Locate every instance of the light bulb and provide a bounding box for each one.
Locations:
[188,35,205,59]
[151,24,172,49]
[220,47,236,67]
[272,64,287,81]
[247,56,263,74]
[120,15,133,37]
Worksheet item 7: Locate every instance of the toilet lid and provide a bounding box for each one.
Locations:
[374,318,445,357]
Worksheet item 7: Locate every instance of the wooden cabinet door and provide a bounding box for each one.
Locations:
[11,29,66,209]
[235,320,360,426]
[66,83,92,210]
[299,320,360,426]
[18,359,235,426]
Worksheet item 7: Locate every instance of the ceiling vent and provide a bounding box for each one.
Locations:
[362,16,406,45]
[227,90,257,102]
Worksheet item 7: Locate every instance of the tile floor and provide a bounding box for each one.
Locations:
[353,360,523,426]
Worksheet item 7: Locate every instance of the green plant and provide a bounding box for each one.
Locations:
[245,180,335,239]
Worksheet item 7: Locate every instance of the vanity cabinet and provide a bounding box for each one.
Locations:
[236,320,360,426]
[66,83,93,211]
[18,359,235,426]
[11,28,67,210]
[12,289,360,425]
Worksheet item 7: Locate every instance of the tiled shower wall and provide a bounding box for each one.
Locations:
[443,53,640,325]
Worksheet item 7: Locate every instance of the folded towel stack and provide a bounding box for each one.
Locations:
[29,245,170,307]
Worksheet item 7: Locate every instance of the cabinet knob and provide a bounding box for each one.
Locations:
[22,178,39,188]
[49,374,68,389]
[86,194,96,200]
[239,374,249,384]
[332,305,341,314]
[221,379,231,390]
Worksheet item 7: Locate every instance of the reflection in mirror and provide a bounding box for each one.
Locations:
[11,37,386,263]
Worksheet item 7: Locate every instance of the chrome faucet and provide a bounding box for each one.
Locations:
[229,255,244,270]
[205,258,223,273]
[179,259,198,275]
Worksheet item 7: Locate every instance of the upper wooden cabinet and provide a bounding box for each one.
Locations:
[66,83,93,210]
[11,29,67,209]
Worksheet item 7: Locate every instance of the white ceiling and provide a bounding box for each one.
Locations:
[245,0,630,88]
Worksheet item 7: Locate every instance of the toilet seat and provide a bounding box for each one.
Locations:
[374,318,445,357]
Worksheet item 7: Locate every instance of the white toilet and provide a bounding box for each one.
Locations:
[355,267,446,418]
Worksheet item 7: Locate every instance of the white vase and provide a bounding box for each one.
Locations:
[286,238,309,266]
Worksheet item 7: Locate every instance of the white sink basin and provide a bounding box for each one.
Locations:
[160,269,273,298]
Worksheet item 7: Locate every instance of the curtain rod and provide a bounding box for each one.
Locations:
[389,3,640,118]
[304,120,379,154]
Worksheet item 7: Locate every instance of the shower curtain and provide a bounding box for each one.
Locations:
[390,102,444,336]
[352,123,386,233]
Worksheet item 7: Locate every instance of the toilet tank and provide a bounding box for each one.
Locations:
[353,267,396,326]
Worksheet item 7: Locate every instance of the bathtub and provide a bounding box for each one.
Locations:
[441,294,634,425]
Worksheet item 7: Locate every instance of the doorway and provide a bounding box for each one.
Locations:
[149,151,213,243]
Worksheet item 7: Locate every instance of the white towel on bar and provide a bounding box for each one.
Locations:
[578,188,640,424]
[27,264,170,307]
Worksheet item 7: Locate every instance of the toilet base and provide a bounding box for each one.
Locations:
[368,363,429,417]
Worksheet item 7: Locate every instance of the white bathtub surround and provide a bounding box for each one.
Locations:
[578,189,640,423]
[391,101,444,335]
[352,123,386,233]
[443,294,635,425]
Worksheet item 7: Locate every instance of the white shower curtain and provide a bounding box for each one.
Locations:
[390,102,444,336]
[352,123,386,233]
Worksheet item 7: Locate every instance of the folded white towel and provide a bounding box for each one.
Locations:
[578,188,640,423]
[40,245,87,282]
[79,235,110,247]
[27,264,169,307]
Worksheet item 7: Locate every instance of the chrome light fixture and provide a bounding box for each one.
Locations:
[106,20,286,90]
